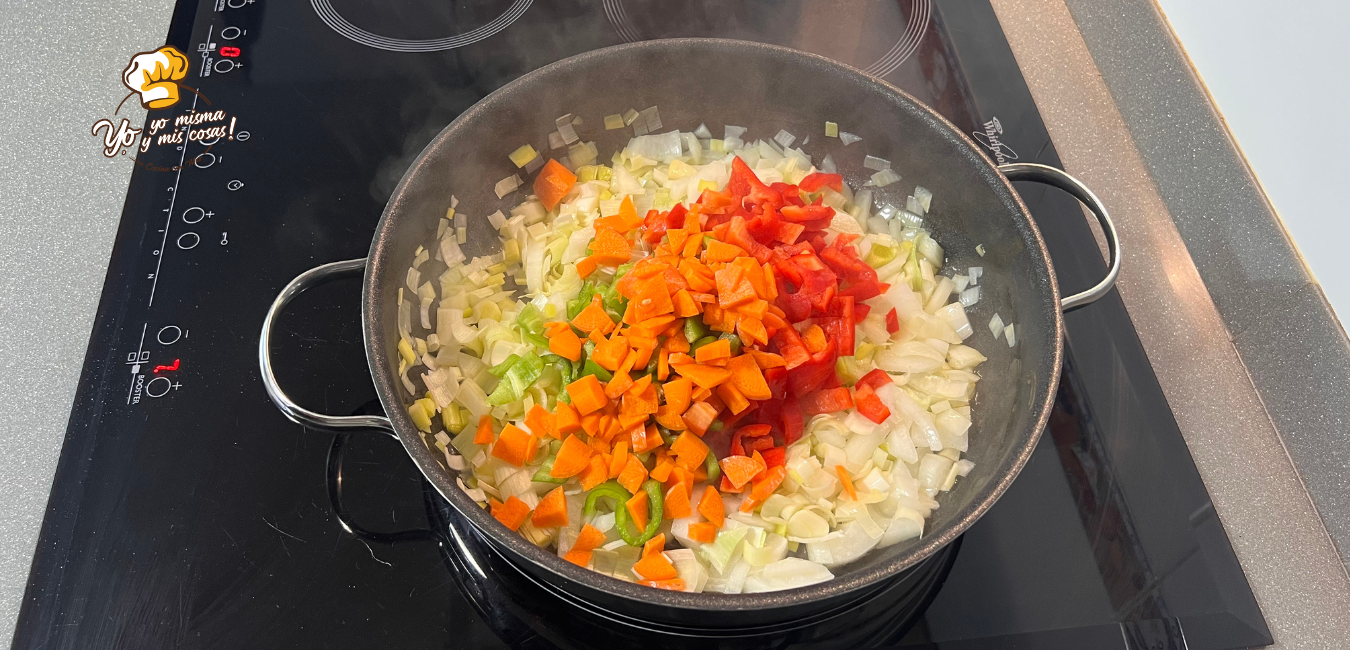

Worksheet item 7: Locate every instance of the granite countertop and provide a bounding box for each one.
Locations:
[1,0,1346,646]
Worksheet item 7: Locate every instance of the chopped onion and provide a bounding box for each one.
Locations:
[976,244,986,257]
[959,286,981,307]
[839,131,862,146]
[968,266,983,283]
[821,153,838,174]
[914,186,933,212]
[905,195,925,216]
[494,174,522,199]
[724,125,747,140]
[1005,323,1017,347]
[508,143,538,168]
[988,313,1005,338]
[868,168,902,188]
[603,114,625,130]
[487,209,507,230]
[934,303,974,340]
[548,131,565,150]
[622,108,640,126]
[626,131,682,162]
[773,129,796,149]
[555,114,578,145]
[825,121,839,137]
[638,106,662,133]
[693,122,712,139]
[863,155,891,171]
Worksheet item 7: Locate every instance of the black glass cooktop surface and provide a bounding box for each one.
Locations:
[14,1,1270,648]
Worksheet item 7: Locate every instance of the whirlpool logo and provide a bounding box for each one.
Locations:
[971,117,1019,166]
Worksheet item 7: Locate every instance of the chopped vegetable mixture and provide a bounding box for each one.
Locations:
[399,118,987,593]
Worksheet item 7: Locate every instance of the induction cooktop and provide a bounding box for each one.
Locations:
[13,1,1270,648]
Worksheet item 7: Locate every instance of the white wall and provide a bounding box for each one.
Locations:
[1153,0,1350,322]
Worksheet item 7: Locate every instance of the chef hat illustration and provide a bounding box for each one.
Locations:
[122,46,190,109]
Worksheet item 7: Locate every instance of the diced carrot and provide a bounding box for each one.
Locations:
[726,355,773,401]
[761,262,779,300]
[664,335,690,354]
[672,363,731,389]
[628,345,655,370]
[491,425,535,466]
[836,465,858,500]
[669,431,709,470]
[590,225,632,266]
[693,338,732,363]
[802,324,828,354]
[654,404,687,431]
[716,382,750,415]
[720,455,764,489]
[643,533,667,558]
[649,460,675,483]
[626,490,650,532]
[682,230,703,258]
[525,404,556,440]
[566,374,609,416]
[571,294,615,335]
[668,352,694,366]
[688,292,716,304]
[473,415,495,444]
[633,552,679,581]
[617,455,648,494]
[672,289,701,318]
[719,474,744,494]
[657,349,670,381]
[591,334,630,371]
[698,485,725,527]
[534,159,577,211]
[751,465,787,501]
[664,481,692,519]
[688,522,718,543]
[663,377,693,414]
[550,434,592,478]
[576,256,598,279]
[556,402,582,435]
[579,455,610,491]
[747,350,786,369]
[704,240,745,263]
[489,495,531,531]
[605,371,634,400]
[639,578,687,591]
[682,401,719,436]
[573,523,607,554]
[617,195,643,231]
[532,486,569,528]
[736,299,769,321]
[739,496,760,513]
[608,440,629,478]
[731,257,765,297]
[633,275,674,322]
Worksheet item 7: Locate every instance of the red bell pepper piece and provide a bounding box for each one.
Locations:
[798,172,843,193]
[763,366,788,400]
[885,308,900,334]
[781,396,805,445]
[642,209,667,244]
[776,291,813,323]
[824,295,855,356]
[771,327,811,369]
[760,446,786,468]
[787,339,837,397]
[730,424,772,457]
[799,386,854,416]
[852,383,892,424]
[838,279,885,301]
[856,368,894,391]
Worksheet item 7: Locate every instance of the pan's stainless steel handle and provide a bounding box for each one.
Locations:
[999,163,1120,311]
[259,258,394,436]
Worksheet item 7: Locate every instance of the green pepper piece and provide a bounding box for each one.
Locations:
[616,480,665,546]
[705,451,722,484]
[579,359,613,382]
[718,332,742,356]
[684,317,709,343]
[583,481,631,519]
[690,335,717,354]
[644,348,661,376]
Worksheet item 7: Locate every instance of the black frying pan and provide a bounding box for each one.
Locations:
[259,39,1117,628]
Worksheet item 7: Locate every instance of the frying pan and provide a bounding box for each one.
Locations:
[259,39,1117,628]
